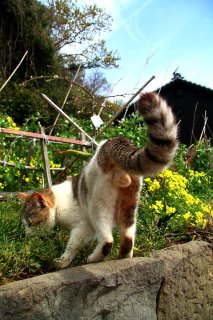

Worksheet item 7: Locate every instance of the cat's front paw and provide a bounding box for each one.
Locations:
[55,257,71,269]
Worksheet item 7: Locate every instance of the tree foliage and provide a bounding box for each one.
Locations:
[48,0,119,69]
[0,0,57,80]
[0,0,119,81]
[0,0,120,125]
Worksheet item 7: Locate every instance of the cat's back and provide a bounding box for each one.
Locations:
[52,179,73,208]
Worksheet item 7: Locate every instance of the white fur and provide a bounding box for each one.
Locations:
[22,92,178,268]
[47,160,124,268]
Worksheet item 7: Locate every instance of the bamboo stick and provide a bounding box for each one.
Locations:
[0,127,90,146]
[40,126,52,187]
[0,160,65,171]
[0,51,28,92]
[49,64,82,135]
[95,75,155,139]
[41,93,98,146]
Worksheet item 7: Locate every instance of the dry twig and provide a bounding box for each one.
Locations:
[95,75,155,139]
[0,51,28,92]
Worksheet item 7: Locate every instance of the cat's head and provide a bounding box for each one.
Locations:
[18,191,56,235]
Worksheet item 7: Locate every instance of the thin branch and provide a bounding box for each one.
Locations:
[204,135,213,173]
[49,64,82,135]
[165,231,213,237]
[19,76,136,99]
[0,127,90,146]
[95,76,155,139]
[53,159,78,184]
[73,80,94,98]
[190,102,198,145]
[0,51,28,92]
[41,94,98,146]
[199,111,208,141]
[0,160,65,171]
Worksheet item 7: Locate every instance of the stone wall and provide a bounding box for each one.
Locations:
[0,241,212,320]
[151,241,213,320]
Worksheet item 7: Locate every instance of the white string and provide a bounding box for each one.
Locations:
[42,174,45,189]
[41,133,49,144]
[123,101,137,120]
[32,138,36,147]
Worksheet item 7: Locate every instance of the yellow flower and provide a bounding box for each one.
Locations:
[151,204,159,212]
[16,170,21,177]
[166,206,176,214]
[151,200,164,213]
[196,211,207,229]
[183,212,191,220]
[183,193,196,205]
[168,181,176,190]
[189,169,195,176]
[6,116,20,130]
[144,178,151,183]
[155,200,164,209]
[148,180,160,192]
[25,177,30,183]
[30,159,36,167]
[49,160,61,168]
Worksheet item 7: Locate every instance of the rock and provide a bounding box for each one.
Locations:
[0,241,212,319]
[0,257,164,320]
[151,241,213,320]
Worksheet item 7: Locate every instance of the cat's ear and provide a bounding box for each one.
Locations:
[32,192,48,208]
[17,192,29,200]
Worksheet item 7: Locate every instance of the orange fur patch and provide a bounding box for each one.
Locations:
[112,170,132,188]
[117,176,141,227]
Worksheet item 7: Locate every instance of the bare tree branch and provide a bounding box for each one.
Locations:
[0,51,28,92]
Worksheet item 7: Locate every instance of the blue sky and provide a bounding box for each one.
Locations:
[80,0,213,101]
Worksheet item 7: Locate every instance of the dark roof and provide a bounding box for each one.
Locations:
[158,78,213,95]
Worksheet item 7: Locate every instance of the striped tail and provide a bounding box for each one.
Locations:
[97,92,179,177]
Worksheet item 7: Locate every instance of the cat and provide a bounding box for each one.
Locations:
[18,92,178,269]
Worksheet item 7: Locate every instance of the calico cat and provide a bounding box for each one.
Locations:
[18,92,178,269]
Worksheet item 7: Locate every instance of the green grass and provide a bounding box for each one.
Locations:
[0,199,118,285]
[0,143,212,285]
[1,188,211,286]
[0,199,68,285]
[0,110,212,285]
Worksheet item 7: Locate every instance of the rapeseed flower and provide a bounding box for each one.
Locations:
[195,211,207,229]
[166,206,176,214]
[183,212,191,220]
[143,168,211,231]
[6,116,20,131]
[151,200,164,213]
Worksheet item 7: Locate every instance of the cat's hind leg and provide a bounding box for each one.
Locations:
[117,177,141,259]
[57,221,94,269]
[87,210,114,263]
[117,191,137,258]
[87,229,113,263]
[119,223,136,259]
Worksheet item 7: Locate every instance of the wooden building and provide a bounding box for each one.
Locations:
[116,76,213,145]
[158,77,213,145]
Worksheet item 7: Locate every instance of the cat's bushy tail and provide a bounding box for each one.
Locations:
[97,92,179,177]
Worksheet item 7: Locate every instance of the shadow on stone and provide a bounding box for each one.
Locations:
[0,241,212,320]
